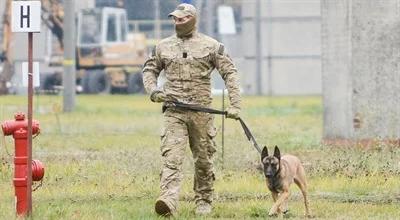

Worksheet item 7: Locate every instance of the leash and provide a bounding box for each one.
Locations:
[164,101,262,154]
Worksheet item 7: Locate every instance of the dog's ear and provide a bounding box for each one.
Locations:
[273,145,281,160]
[261,146,268,160]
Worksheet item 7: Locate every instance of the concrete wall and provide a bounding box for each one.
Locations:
[241,0,321,95]
[322,0,400,140]
[321,0,353,139]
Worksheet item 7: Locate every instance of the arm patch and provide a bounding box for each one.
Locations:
[218,44,225,55]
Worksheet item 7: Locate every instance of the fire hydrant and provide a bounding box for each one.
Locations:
[1,112,45,216]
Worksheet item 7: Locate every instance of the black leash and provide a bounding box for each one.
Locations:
[164,101,262,154]
[237,117,262,154]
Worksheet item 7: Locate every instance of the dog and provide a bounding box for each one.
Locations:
[261,146,311,217]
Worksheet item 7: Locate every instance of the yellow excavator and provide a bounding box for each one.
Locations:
[0,0,147,94]
[76,6,147,94]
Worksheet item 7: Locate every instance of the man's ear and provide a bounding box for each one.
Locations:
[261,146,268,160]
[273,145,281,160]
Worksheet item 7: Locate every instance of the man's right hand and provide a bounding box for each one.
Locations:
[150,90,166,103]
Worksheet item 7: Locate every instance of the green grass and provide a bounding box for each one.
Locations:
[0,95,399,219]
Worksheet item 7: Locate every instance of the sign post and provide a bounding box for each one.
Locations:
[11,1,41,217]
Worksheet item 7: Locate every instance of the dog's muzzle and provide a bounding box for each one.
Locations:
[265,172,273,178]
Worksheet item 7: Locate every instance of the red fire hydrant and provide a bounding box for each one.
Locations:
[1,112,45,216]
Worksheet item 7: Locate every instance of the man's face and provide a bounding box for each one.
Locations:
[173,15,193,25]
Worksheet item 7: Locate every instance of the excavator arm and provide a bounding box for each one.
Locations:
[41,0,64,49]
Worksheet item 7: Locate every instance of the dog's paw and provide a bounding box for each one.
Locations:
[268,211,278,217]
[283,210,295,218]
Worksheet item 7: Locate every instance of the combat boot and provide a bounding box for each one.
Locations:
[155,199,173,217]
[195,200,212,215]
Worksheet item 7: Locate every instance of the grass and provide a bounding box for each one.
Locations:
[0,95,399,219]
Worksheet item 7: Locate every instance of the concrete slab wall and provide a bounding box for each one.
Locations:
[351,0,400,139]
[242,0,321,95]
[321,0,353,139]
[322,0,400,140]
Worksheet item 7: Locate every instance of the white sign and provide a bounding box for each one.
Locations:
[217,6,236,35]
[12,1,41,33]
[22,62,40,87]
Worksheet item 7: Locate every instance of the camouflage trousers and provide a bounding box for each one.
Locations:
[158,108,217,211]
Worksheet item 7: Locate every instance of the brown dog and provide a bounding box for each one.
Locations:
[261,146,311,217]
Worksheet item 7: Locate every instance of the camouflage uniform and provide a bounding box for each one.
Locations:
[142,3,241,215]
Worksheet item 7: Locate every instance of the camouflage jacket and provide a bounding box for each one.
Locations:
[142,33,241,108]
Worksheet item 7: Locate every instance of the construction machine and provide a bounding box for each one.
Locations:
[76,7,146,94]
[0,0,147,94]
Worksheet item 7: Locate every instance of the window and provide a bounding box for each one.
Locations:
[80,12,102,44]
[107,15,117,42]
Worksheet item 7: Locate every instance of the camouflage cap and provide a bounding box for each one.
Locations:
[168,3,196,18]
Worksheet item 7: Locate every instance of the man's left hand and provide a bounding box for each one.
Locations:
[226,106,240,119]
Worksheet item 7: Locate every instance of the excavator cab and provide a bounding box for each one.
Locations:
[76,7,146,93]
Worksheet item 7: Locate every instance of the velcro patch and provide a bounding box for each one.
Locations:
[218,44,225,55]
[151,46,156,57]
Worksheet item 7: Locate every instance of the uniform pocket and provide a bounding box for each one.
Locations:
[161,52,180,81]
[160,51,175,66]
[206,125,217,156]
[207,126,217,139]
[191,50,213,78]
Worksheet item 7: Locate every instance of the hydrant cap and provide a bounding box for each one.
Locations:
[14,112,25,121]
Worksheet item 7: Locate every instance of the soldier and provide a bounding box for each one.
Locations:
[142,3,241,216]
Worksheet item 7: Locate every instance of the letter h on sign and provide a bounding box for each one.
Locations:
[12,1,41,33]
[20,5,30,28]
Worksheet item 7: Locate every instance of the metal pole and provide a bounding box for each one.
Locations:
[266,0,273,96]
[154,0,160,39]
[27,31,33,216]
[63,0,76,112]
[195,0,202,27]
[205,0,214,37]
[255,0,262,95]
